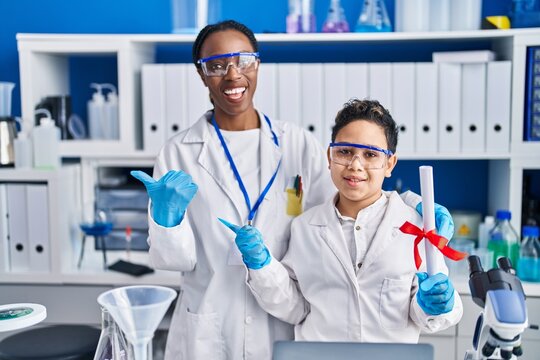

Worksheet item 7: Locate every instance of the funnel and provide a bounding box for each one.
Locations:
[0,82,15,117]
[97,285,177,360]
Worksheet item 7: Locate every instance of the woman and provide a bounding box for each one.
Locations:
[131,20,453,360]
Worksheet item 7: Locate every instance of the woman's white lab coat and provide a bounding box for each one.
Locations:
[247,191,463,343]
[147,110,335,360]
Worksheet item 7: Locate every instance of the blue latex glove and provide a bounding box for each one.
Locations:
[416,202,454,240]
[416,272,455,316]
[218,218,271,269]
[131,170,198,227]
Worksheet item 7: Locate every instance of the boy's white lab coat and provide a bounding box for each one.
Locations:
[147,111,335,360]
[248,191,463,343]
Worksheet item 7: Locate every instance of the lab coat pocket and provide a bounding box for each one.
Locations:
[379,278,411,330]
[185,308,225,359]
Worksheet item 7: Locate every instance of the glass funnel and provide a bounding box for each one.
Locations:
[97,286,177,360]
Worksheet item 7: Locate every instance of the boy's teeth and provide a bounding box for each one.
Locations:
[224,87,245,95]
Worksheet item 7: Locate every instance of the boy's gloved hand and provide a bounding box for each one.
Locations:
[131,170,198,227]
[416,272,455,316]
[416,202,454,240]
[219,218,271,269]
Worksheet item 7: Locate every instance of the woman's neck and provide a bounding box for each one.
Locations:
[213,108,260,131]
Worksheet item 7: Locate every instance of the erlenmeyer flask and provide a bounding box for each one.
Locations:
[354,0,392,32]
[94,307,130,360]
[322,0,350,33]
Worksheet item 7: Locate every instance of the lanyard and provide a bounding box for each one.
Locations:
[211,113,281,225]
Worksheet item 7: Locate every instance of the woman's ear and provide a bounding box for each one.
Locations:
[384,154,398,178]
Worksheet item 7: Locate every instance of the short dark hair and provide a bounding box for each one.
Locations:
[192,20,259,69]
[331,99,398,154]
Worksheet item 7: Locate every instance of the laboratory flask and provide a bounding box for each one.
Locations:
[94,307,130,360]
[355,0,392,32]
[518,226,540,282]
[488,210,520,269]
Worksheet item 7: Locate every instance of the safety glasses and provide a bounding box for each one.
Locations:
[329,142,393,169]
[197,52,260,77]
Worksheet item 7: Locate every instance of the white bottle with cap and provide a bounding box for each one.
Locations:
[102,83,119,140]
[32,108,60,169]
[478,215,495,249]
[88,83,106,139]
[13,117,33,168]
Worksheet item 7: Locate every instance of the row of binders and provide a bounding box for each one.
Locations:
[142,61,511,155]
[0,184,51,273]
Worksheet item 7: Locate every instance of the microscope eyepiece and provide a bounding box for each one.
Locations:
[468,255,484,278]
[497,257,515,274]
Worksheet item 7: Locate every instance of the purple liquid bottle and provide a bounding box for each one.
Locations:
[322,0,350,33]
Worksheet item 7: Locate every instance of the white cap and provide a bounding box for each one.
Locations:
[485,215,495,224]
[90,83,105,104]
[34,108,55,126]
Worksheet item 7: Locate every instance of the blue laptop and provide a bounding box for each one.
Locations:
[273,341,434,360]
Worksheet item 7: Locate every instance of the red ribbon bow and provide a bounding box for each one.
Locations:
[399,221,468,270]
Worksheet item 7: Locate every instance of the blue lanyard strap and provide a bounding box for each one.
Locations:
[211,113,281,224]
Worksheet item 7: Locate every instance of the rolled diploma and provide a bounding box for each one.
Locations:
[419,166,437,276]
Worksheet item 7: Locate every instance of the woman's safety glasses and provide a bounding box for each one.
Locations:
[197,52,260,77]
[329,142,393,169]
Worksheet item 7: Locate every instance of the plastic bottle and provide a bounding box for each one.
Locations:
[14,132,33,168]
[88,83,106,140]
[355,0,392,32]
[517,226,540,282]
[322,0,350,33]
[32,109,60,170]
[93,307,130,360]
[102,84,119,140]
[477,215,495,249]
[488,210,520,269]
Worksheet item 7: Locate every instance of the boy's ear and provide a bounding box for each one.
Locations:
[384,154,398,178]
[326,147,332,169]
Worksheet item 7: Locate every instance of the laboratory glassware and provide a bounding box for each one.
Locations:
[0,82,15,117]
[287,0,316,33]
[94,307,130,360]
[488,210,520,269]
[517,226,540,282]
[355,0,391,32]
[97,285,177,360]
[322,0,350,33]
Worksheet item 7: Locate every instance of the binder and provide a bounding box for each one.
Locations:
[438,63,462,153]
[323,63,347,145]
[0,184,9,272]
[277,63,302,126]
[486,61,512,152]
[461,63,487,153]
[345,63,369,101]
[254,63,278,119]
[524,47,540,141]
[141,64,166,154]
[26,184,50,272]
[164,64,188,139]
[301,64,324,143]
[186,65,212,125]
[415,63,438,153]
[368,63,392,106]
[6,184,29,272]
[392,63,416,153]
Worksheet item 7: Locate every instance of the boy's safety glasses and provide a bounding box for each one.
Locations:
[329,142,393,169]
[197,52,260,77]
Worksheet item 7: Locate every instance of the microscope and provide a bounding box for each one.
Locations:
[464,256,530,360]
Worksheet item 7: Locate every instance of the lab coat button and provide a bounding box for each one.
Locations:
[355,225,361,231]
[245,316,253,324]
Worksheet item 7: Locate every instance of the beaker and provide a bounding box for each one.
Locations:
[170,0,221,34]
[97,285,177,360]
[0,82,15,117]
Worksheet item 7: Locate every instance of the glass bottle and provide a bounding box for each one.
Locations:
[94,307,130,360]
[287,0,316,33]
[518,226,540,282]
[354,0,392,32]
[488,210,520,269]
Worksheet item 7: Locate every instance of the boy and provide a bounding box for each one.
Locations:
[222,99,462,342]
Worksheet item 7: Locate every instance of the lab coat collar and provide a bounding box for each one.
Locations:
[257,110,282,204]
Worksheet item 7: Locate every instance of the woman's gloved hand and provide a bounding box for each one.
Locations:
[416,272,455,316]
[131,170,198,227]
[219,218,271,269]
[416,202,454,240]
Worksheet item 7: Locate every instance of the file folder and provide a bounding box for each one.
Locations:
[415,63,438,153]
[438,63,462,153]
[345,63,369,102]
[524,47,540,141]
[323,63,347,145]
[164,64,188,139]
[0,185,9,272]
[142,64,166,154]
[26,184,51,272]
[392,63,416,153]
[461,63,487,153]
[486,61,512,152]
[301,64,324,143]
[254,63,278,120]
[277,63,302,126]
[368,63,392,106]
[186,65,212,125]
[6,184,29,272]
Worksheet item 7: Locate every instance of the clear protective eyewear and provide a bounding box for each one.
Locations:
[197,52,260,77]
[329,142,393,169]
